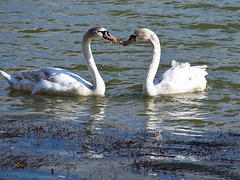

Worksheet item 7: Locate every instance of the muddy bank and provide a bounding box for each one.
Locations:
[0,119,239,179]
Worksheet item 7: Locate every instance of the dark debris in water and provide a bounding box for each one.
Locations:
[0,119,239,179]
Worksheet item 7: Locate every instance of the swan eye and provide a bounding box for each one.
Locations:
[98,30,111,38]
[122,34,139,46]
[98,30,108,36]
[131,35,139,41]
[97,30,116,41]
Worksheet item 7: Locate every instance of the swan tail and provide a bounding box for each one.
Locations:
[171,60,190,68]
[194,65,208,70]
[171,61,208,76]
[171,60,179,67]
[192,65,208,77]
[0,70,18,85]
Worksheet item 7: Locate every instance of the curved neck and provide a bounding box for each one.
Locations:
[82,34,105,94]
[143,33,161,95]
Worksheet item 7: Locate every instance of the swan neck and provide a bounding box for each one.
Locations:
[144,33,161,95]
[82,34,105,93]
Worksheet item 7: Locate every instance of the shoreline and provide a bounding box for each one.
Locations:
[0,119,239,179]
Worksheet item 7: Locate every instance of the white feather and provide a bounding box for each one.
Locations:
[124,28,208,96]
[0,27,116,96]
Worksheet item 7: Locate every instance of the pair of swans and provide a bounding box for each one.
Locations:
[0,27,207,96]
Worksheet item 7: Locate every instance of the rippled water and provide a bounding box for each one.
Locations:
[0,0,240,178]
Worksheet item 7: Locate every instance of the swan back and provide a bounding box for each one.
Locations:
[155,60,208,94]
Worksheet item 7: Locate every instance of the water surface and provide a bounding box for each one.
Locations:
[0,0,239,179]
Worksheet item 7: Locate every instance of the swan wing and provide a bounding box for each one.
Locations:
[0,68,93,95]
[155,60,208,94]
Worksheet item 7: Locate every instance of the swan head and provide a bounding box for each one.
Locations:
[122,28,155,46]
[86,27,117,42]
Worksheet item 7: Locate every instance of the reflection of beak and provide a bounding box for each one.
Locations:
[122,35,136,46]
[103,31,117,42]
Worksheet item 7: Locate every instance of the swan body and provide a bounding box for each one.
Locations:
[123,28,208,96]
[0,27,116,96]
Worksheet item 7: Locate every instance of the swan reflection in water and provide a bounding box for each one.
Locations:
[6,90,107,131]
[84,96,108,134]
[143,92,207,139]
[56,96,108,135]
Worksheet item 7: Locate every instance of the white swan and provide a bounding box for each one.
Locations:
[123,28,208,96]
[0,27,116,96]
